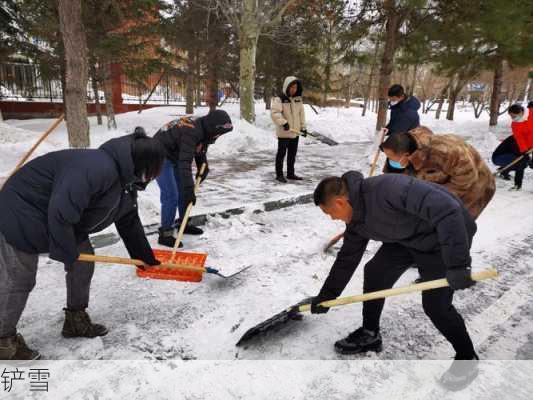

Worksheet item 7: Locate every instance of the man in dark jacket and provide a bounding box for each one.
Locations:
[386,84,421,137]
[312,171,477,365]
[154,110,233,247]
[0,129,164,360]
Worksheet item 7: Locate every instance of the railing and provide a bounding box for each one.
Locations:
[0,62,97,102]
[121,72,188,105]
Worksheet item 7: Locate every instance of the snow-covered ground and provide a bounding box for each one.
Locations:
[1,102,532,367]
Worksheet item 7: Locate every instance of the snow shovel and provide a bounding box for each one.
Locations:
[236,268,498,346]
[78,253,249,280]
[170,163,207,262]
[322,128,387,253]
[290,129,338,146]
[493,148,533,176]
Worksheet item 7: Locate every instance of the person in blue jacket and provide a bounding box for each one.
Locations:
[0,128,164,360]
[386,84,421,137]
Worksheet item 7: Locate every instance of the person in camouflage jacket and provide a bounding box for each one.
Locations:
[381,126,495,219]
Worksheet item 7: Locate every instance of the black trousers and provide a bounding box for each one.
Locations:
[492,135,529,187]
[362,243,475,358]
[276,137,299,177]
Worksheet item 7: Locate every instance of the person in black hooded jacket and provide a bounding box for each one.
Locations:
[154,109,233,247]
[0,128,164,360]
[312,171,478,373]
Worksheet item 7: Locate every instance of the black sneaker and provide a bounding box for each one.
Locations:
[287,175,303,180]
[499,172,511,180]
[158,228,183,248]
[276,175,287,183]
[62,309,108,338]
[334,327,382,355]
[439,353,479,391]
[175,221,203,235]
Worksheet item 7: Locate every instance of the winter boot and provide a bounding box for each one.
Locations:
[0,334,41,360]
[334,327,382,355]
[499,172,511,180]
[175,220,204,235]
[439,353,479,391]
[509,185,522,191]
[158,228,183,248]
[62,309,108,338]
[287,174,303,181]
[276,175,287,183]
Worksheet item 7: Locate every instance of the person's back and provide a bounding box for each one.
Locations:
[405,128,494,218]
[344,171,476,258]
[0,148,120,256]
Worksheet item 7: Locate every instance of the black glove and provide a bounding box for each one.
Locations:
[138,256,160,271]
[283,122,290,131]
[310,296,330,314]
[196,162,209,183]
[446,266,476,290]
[182,190,196,207]
[300,128,308,137]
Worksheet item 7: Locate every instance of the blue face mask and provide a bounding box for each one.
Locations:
[388,159,405,169]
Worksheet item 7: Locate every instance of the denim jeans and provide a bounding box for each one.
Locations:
[156,159,185,230]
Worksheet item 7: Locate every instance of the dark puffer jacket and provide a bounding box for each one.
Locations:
[0,134,158,266]
[154,110,233,198]
[317,171,476,301]
[386,96,421,136]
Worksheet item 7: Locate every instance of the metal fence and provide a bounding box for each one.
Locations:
[121,72,189,105]
[1,62,213,106]
[0,63,66,102]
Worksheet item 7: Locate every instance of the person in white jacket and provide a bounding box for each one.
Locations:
[271,76,307,183]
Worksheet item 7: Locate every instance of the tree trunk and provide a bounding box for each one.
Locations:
[238,0,259,123]
[90,62,102,125]
[185,53,195,115]
[362,38,380,117]
[58,0,89,148]
[322,21,334,105]
[409,64,418,95]
[194,49,202,108]
[376,4,402,131]
[102,63,117,130]
[489,57,504,127]
[435,83,450,120]
[446,89,458,121]
[522,77,531,104]
[60,60,67,118]
[206,62,218,112]
[264,73,273,110]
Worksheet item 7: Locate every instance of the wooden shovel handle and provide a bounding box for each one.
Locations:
[2,114,64,188]
[368,128,387,177]
[494,148,533,176]
[78,253,206,273]
[298,268,498,312]
[171,162,207,261]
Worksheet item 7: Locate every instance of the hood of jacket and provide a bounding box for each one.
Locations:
[283,76,303,98]
[197,109,233,144]
[99,134,137,187]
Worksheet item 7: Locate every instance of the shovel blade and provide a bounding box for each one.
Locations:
[236,297,313,347]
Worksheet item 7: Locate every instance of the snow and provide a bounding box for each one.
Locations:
[1,102,533,396]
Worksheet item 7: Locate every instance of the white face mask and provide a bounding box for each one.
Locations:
[389,100,399,106]
[512,115,525,122]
